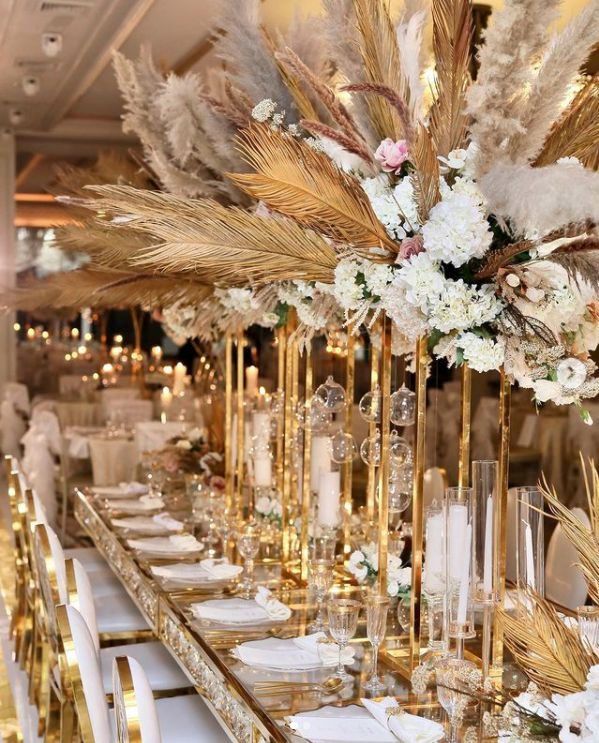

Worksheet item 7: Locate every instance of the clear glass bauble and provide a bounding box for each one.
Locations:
[329,430,357,464]
[389,431,412,466]
[390,385,416,426]
[313,375,346,412]
[310,400,334,432]
[358,386,381,423]
[360,430,381,466]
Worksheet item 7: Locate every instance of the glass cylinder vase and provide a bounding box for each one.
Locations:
[444,486,475,641]
[472,460,499,606]
[516,486,545,598]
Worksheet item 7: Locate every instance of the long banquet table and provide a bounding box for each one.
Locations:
[73,490,461,742]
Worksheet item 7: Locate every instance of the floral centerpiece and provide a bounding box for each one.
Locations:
[155,426,224,485]
[254,492,283,525]
[348,542,411,598]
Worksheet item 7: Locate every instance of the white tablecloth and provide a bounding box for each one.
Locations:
[134,421,186,456]
[88,436,137,486]
[55,401,102,428]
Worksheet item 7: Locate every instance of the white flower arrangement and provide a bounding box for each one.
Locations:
[255,495,282,525]
[348,542,411,598]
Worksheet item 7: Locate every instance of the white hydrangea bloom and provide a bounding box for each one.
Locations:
[363,261,393,297]
[392,177,420,233]
[333,258,366,311]
[458,333,505,372]
[361,175,405,239]
[381,280,429,340]
[395,252,445,312]
[422,189,492,267]
[251,99,276,122]
[428,281,503,333]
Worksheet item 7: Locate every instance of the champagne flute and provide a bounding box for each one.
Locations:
[327,598,361,684]
[309,559,333,632]
[363,595,390,692]
[435,658,475,743]
[237,522,261,599]
[577,606,599,652]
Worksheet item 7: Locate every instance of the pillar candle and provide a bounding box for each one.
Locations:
[160,386,173,411]
[525,522,536,591]
[317,470,341,527]
[457,523,472,626]
[151,346,163,362]
[424,511,444,594]
[310,435,332,491]
[253,456,273,488]
[448,503,468,583]
[173,362,187,396]
[252,411,271,448]
[245,365,258,397]
[483,495,494,594]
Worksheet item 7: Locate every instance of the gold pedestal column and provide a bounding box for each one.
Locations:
[236,331,245,516]
[282,311,297,565]
[275,326,287,495]
[377,316,393,593]
[300,345,313,583]
[458,366,472,488]
[492,369,511,674]
[342,333,355,563]
[366,326,380,525]
[224,334,234,514]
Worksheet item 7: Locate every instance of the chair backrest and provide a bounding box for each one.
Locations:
[105,399,153,426]
[134,421,185,456]
[4,381,30,414]
[34,523,66,649]
[113,656,162,743]
[56,604,112,743]
[545,507,590,610]
[1,398,26,458]
[100,387,140,415]
[65,558,100,655]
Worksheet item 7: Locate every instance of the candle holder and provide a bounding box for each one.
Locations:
[444,486,476,657]
[422,501,448,657]
[516,486,545,600]
[472,460,499,678]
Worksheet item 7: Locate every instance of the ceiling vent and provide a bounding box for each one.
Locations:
[14,59,60,72]
[39,0,94,11]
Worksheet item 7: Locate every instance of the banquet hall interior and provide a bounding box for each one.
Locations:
[1,0,599,741]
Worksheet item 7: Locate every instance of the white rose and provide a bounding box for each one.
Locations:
[585,665,599,692]
[396,567,412,587]
[556,358,587,389]
[255,496,271,515]
[551,691,587,733]
[533,379,562,403]
[387,579,399,597]
[175,439,192,450]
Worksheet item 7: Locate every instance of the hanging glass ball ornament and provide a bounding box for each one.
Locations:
[310,400,334,432]
[358,385,382,423]
[390,384,416,426]
[330,429,357,464]
[360,430,381,467]
[389,430,412,466]
[313,375,346,412]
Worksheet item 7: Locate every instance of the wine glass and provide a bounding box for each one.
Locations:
[216,510,240,557]
[364,595,390,692]
[327,598,361,684]
[309,559,333,632]
[577,606,599,652]
[435,658,476,743]
[236,522,261,599]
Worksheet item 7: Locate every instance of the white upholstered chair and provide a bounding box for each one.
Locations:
[545,507,589,610]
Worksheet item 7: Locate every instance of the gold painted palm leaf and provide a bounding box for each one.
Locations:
[85,184,339,284]
[229,125,397,255]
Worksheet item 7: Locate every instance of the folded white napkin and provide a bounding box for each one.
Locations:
[255,586,292,620]
[128,534,202,553]
[234,633,354,670]
[106,496,164,512]
[288,712,396,742]
[191,598,271,624]
[118,481,148,494]
[294,632,355,667]
[361,698,445,743]
[151,559,242,583]
[152,513,184,531]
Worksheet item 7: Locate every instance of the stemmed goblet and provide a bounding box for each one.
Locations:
[327,598,361,684]
[308,559,333,632]
[435,658,476,743]
[236,521,261,599]
[363,595,390,692]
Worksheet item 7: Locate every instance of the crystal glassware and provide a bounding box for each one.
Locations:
[390,385,416,426]
[329,429,357,464]
[236,521,261,599]
[363,595,390,692]
[309,559,333,632]
[327,598,361,684]
[435,658,476,743]
[577,606,599,652]
[516,486,545,598]
[314,375,346,412]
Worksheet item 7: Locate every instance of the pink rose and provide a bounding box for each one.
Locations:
[398,234,424,261]
[374,138,409,173]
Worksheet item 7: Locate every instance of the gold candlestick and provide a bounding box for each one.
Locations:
[275,325,287,495]
[282,310,297,564]
[342,332,355,563]
[492,369,511,674]
[377,316,393,593]
[300,345,313,582]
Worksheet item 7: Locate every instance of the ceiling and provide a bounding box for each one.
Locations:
[1,0,593,224]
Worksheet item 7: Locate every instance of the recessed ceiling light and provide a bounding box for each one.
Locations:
[41,32,63,57]
[22,76,40,96]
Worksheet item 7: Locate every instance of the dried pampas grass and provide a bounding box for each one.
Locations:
[396,3,429,122]
[480,162,599,237]
[507,0,599,164]
[467,0,560,177]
